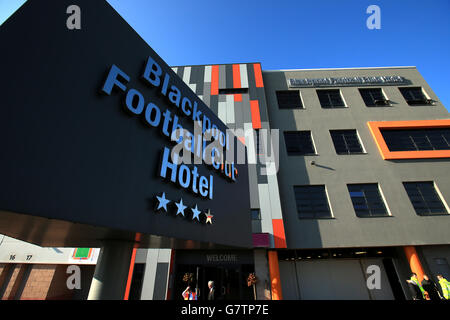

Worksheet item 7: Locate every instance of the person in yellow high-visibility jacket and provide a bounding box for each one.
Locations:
[407,273,426,300]
[437,274,450,300]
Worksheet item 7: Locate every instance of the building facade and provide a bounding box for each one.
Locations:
[1,65,449,300]
[264,66,450,299]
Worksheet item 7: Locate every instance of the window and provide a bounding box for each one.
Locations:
[251,209,261,220]
[403,182,448,216]
[399,87,433,105]
[381,128,450,151]
[330,130,365,154]
[347,184,389,217]
[294,185,332,219]
[367,120,450,160]
[218,88,248,95]
[283,131,316,155]
[276,90,303,109]
[359,88,390,106]
[317,89,345,108]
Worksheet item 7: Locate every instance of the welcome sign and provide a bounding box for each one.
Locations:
[0,0,252,248]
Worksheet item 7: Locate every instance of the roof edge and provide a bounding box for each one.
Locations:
[263,66,417,72]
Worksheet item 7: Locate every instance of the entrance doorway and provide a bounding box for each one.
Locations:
[173,250,255,300]
[174,264,254,300]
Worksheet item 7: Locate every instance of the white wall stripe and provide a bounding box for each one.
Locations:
[218,101,227,123]
[226,94,235,124]
[204,65,212,82]
[240,64,249,88]
[244,123,256,164]
[258,184,275,235]
[182,66,191,85]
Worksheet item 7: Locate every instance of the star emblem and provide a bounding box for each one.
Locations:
[155,192,170,212]
[205,209,214,224]
[175,199,187,217]
[191,205,201,221]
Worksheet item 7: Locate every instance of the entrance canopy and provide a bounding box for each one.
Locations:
[0,0,252,249]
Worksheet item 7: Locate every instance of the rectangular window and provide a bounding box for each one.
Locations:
[218,88,248,95]
[399,87,433,105]
[381,128,450,151]
[330,130,365,154]
[367,120,450,160]
[403,182,448,216]
[283,131,316,155]
[317,89,345,108]
[347,184,389,217]
[359,88,390,106]
[294,185,332,219]
[276,90,303,109]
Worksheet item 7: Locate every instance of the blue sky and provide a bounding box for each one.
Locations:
[1,0,449,110]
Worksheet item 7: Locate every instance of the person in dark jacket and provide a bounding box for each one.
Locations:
[207,281,216,300]
[421,274,442,301]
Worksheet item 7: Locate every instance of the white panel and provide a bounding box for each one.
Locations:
[183,66,191,85]
[157,249,172,263]
[140,249,160,300]
[218,101,227,123]
[204,65,212,82]
[244,123,256,164]
[226,94,235,124]
[257,184,274,234]
[267,169,283,220]
[171,67,178,74]
[240,64,249,88]
[189,83,197,93]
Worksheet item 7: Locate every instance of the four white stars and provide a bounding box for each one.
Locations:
[155,193,213,224]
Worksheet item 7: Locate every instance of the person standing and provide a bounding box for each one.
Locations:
[437,274,450,300]
[421,275,441,301]
[406,273,426,300]
[182,286,197,300]
[207,281,216,300]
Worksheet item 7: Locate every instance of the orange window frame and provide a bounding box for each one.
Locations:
[367,119,450,160]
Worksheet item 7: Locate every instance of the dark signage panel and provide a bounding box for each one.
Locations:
[0,0,252,248]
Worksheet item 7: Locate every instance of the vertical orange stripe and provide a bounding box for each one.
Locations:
[268,251,283,300]
[123,233,141,300]
[234,94,242,102]
[250,100,262,129]
[404,246,425,282]
[123,248,137,300]
[233,64,241,88]
[253,63,264,88]
[211,65,219,95]
[272,219,287,248]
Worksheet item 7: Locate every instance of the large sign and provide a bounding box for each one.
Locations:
[0,0,252,248]
[288,75,410,88]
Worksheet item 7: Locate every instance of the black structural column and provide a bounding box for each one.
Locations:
[87,240,134,300]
